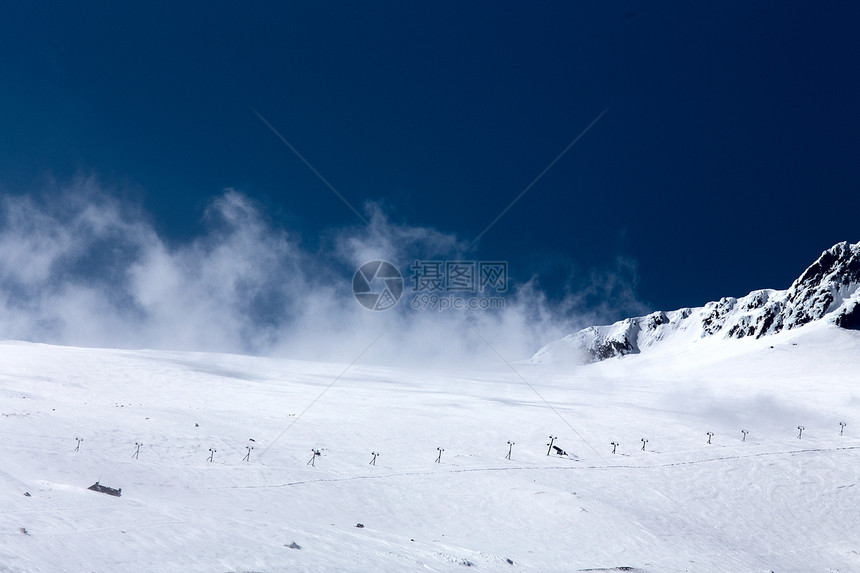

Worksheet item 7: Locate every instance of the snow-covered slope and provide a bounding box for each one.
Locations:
[533,241,860,364]
[2,323,859,572]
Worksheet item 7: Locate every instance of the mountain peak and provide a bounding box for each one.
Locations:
[533,241,860,364]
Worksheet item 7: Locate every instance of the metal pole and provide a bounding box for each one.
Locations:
[546,436,556,456]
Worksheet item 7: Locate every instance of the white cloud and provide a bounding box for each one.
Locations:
[0,177,647,367]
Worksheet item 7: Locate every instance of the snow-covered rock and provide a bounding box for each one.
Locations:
[533,241,860,364]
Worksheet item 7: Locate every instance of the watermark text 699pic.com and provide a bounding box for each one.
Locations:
[352,260,508,312]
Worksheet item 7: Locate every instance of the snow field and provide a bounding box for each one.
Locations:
[1,324,858,571]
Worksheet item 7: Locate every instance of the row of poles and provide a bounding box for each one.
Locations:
[71,421,848,464]
[73,438,254,462]
[319,420,851,465]
[616,421,847,453]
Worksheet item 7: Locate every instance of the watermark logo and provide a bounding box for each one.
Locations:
[352,260,507,311]
[352,260,404,311]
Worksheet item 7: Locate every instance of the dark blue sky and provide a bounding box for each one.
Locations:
[2,2,859,317]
